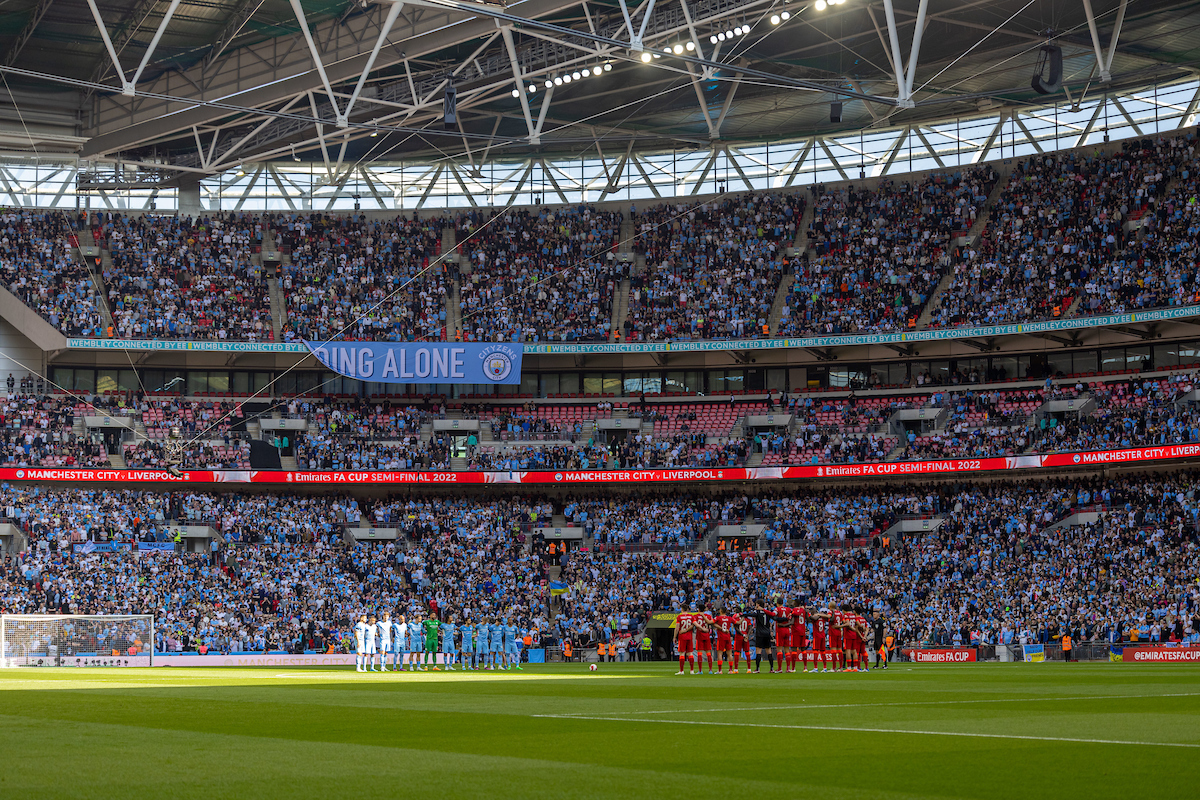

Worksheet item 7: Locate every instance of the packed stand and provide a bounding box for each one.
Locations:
[779,168,997,335]
[928,136,1194,328]
[275,213,448,343]
[626,193,804,341]
[456,206,624,342]
[0,210,104,336]
[100,213,272,340]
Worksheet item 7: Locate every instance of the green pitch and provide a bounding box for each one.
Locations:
[1,663,1198,799]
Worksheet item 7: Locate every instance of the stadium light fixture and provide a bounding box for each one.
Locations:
[673,43,684,54]
[640,51,652,62]
[685,41,695,51]
[710,34,718,43]
[563,73,572,83]
[529,84,537,93]
[554,75,563,85]
[511,89,519,97]
[545,79,553,88]
[592,66,602,76]
[603,62,612,71]
[770,14,781,23]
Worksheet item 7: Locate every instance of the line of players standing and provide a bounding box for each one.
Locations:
[673,602,879,675]
[352,612,525,673]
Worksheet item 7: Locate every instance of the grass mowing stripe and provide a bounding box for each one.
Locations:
[553,690,1200,715]
[531,713,1200,748]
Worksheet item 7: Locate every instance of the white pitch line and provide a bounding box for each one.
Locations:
[529,714,1200,749]
[554,690,1200,716]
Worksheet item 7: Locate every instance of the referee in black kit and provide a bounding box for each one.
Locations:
[872,610,888,669]
[752,603,774,674]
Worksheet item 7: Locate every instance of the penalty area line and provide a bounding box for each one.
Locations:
[529,714,1200,749]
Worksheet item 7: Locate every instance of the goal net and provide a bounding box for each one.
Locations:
[0,615,155,668]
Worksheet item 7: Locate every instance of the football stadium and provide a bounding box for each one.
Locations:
[0,0,1199,796]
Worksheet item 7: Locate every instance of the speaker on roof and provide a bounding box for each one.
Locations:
[830,102,843,123]
[443,86,458,130]
[1031,44,1062,95]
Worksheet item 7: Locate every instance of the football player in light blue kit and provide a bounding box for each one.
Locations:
[459,620,475,670]
[391,614,408,671]
[488,617,504,669]
[408,612,425,671]
[475,620,490,669]
[503,618,522,670]
[441,617,458,671]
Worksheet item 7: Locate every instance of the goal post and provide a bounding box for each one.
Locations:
[0,615,155,668]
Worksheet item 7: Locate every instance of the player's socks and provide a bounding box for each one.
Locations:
[754,654,761,672]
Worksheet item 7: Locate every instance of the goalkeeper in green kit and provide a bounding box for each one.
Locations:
[424,616,442,671]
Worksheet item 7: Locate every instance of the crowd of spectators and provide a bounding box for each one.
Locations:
[456,206,624,342]
[0,211,105,337]
[102,213,272,340]
[928,137,1192,328]
[2,475,1198,655]
[779,168,996,335]
[275,213,447,343]
[625,193,803,341]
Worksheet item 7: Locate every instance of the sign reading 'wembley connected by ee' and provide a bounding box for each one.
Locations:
[305,341,523,385]
[63,303,1200,355]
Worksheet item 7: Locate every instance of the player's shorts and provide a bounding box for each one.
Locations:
[696,634,712,650]
[812,636,826,652]
[491,642,503,653]
[356,645,366,655]
[830,634,843,651]
[425,638,438,652]
[461,643,473,652]
[507,643,519,655]
[716,635,732,651]
[365,643,377,654]
[844,632,858,650]
[754,634,771,650]
[775,630,791,648]
[677,633,694,651]
[733,635,748,651]
[792,629,808,649]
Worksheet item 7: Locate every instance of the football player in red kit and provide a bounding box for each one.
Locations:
[771,601,792,674]
[840,604,857,672]
[811,607,830,671]
[713,608,735,673]
[732,611,752,673]
[695,606,715,674]
[857,608,871,672]
[674,609,696,675]
[790,601,809,673]
[829,606,845,671]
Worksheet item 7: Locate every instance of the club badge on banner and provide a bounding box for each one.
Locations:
[305,341,523,385]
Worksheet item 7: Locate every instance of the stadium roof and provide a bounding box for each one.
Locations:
[0,0,1198,174]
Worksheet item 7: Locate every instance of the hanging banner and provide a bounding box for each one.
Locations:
[305,341,523,384]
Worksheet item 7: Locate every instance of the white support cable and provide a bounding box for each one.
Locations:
[903,0,929,100]
[676,0,710,81]
[500,25,538,144]
[1081,0,1110,82]
[617,0,640,48]
[881,0,909,107]
[289,0,345,126]
[343,1,404,123]
[85,0,132,95]
[1104,0,1129,79]
[533,84,555,139]
[129,0,182,91]
[635,0,658,46]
